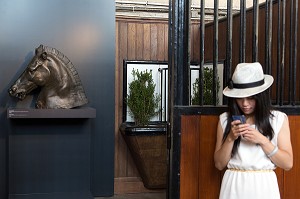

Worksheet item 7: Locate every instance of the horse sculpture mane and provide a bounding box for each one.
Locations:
[8,44,88,109]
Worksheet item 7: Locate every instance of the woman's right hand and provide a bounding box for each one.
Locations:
[230,120,249,140]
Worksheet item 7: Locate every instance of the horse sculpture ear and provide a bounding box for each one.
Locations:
[35,44,44,55]
[41,52,48,60]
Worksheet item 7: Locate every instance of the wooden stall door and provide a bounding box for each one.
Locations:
[180,115,221,199]
[180,115,300,199]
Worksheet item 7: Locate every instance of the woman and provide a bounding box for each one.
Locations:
[214,62,293,199]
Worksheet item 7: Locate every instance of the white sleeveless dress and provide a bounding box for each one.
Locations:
[219,110,286,199]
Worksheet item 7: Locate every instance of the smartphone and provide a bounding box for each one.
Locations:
[232,115,246,124]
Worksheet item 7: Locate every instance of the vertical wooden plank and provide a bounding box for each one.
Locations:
[115,21,129,178]
[282,116,300,199]
[157,23,165,61]
[199,115,222,199]
[136,23,144,60]
[126,21,144,178]
[115,20,120,177]
[164,23,169,61]
[190,23,195,61]
[275,169,284,198]
[150,23,158,60]
[192,23,200,62]
[128,23,136,60]
[144,23,151,60]
[180,115,200,199]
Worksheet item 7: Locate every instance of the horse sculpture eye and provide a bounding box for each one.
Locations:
[29,62,42,72]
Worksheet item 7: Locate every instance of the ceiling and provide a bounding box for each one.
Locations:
[115,0,266,21]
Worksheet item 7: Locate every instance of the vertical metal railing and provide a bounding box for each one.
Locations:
[276,0,283,105]
[290,0,299,105]
[265,0,273,75]
[252,0,259,62]
[168,0,300,198]
[294,0,299,106]
[289,0,294,104]
[199,0,205,105]
[196,0,299,107]
[213,0,219,106]
[240,0,246,62]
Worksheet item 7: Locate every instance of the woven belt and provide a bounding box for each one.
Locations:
[228,168,273,172]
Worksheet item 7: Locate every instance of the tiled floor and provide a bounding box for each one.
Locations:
[95,192,166,199]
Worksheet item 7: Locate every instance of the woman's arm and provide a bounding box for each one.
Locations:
[260,116,293,170]
[214,120,239,170]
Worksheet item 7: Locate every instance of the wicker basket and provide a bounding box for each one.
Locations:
[120,122,167,189]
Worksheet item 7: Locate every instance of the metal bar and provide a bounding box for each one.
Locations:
[276,0,282,105]
[168,0,191,198]
[268,0,273,75]
[289,0,294,104]
[213,0,219,106]
[159,68,163,120]
[239,0,246,62]
[122,60,128,122]
[225,0,233,105]
[199,0,205,106]
[164,69,168,120]
[265,0,270,72]
[288,0,295,104]
[278,0,286,106]
[252,0,259,62]
[167,1,174,199]
[292,0,298,105]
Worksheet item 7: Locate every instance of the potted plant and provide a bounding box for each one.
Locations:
[120,68,167,189]
[191,67,220,105]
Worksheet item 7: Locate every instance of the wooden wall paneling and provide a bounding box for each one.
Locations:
[180,115,201,199]
[157,23,165,61]
[164,24,169,60]
[115,18,172,193]
[190,24,194,61]
[115,21,122,178]
[144,23,151,60]
[128,23,137,60]
[199,115,222,199]
[150,24,158,60]
[136,23,144,60]
[124,21,140,178]
[116,21,140,179]
[191,23,200,63]
[282,116,300,199]
[245,9,254,62]
[275,168,284,198]
[115,21,129,178]
[119,21,128,62]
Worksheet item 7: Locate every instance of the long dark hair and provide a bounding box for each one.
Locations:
[223,91,274,155]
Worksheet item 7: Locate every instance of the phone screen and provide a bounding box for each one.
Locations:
[232,115,246,124]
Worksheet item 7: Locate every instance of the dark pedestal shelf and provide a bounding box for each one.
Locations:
[9,192,93,199]
[7,107,96,119]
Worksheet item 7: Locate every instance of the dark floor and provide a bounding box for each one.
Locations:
[95,192,166,199]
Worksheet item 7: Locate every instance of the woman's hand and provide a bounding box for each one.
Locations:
[230,120,250,141]
[240,126,269,144]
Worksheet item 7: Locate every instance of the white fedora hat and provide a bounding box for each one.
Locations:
[223,62,274,98]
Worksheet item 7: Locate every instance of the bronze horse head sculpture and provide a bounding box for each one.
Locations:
[8,45,88,109]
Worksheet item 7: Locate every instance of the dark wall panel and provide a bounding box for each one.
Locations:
[0,0,115,198]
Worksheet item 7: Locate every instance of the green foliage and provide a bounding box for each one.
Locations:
[127,69,161,126]
[191,67,220,105]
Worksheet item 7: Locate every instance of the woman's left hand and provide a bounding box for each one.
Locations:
[240,127,269,144]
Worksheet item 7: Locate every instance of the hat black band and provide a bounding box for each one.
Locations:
[233,79,265,89]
